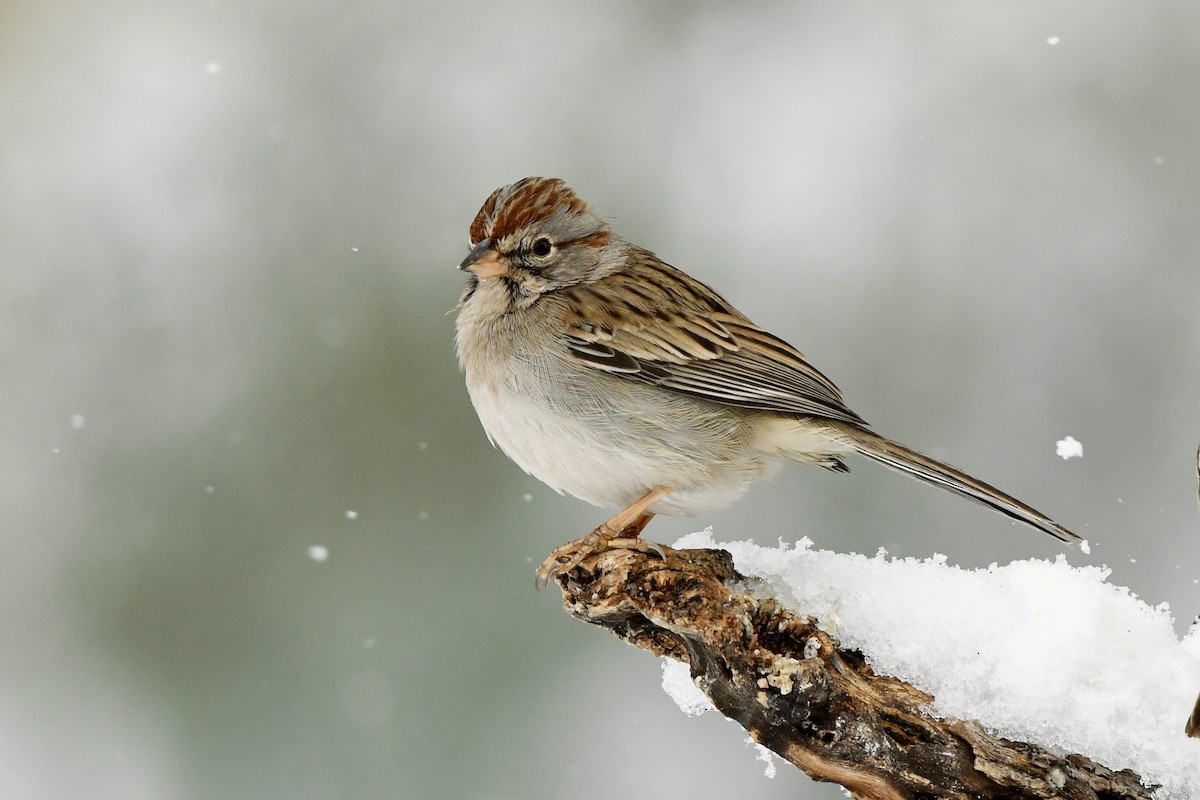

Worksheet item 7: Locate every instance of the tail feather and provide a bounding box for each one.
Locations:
[846,429,1079,543]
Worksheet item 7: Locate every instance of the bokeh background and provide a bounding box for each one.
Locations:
[4,2,1199,798]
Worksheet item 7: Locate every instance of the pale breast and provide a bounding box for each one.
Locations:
[455,284,775,515]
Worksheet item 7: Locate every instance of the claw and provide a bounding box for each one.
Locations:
[534,532,670,591]
[606,536,666,560]
[535,530,607,591]
[534,487,671,591]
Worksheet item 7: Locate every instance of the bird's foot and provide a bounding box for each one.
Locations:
[535,513,663,591]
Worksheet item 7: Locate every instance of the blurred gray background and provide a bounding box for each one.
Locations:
[3,2,1198,798]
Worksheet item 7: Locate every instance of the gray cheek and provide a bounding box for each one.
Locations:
[543,253,597,285]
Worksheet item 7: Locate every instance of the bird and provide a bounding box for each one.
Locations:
[453,177,1078,588]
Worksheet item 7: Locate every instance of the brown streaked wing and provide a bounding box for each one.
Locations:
[561,256,867,425]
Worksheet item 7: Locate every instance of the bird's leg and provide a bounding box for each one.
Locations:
[535,487,670,590]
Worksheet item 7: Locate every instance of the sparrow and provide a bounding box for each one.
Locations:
[453,177,1078,588]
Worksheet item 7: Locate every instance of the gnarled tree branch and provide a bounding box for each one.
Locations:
[554,545,1149,800]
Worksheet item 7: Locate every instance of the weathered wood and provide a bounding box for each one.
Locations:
[555,545,1150,799]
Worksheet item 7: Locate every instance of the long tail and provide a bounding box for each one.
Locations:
[844,428,1079,543]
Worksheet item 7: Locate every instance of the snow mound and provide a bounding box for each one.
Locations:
[661,530,1200,798]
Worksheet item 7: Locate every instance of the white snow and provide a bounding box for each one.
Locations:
[69,413,85,430]
[747,738,777,778]
[345,510,358,520]
[661,660,777,777]
[306,545,329,562]
[661,529,1200,798]
[661,659,714,717]
[1047,35,1061,45]
[1056,435,1083,459]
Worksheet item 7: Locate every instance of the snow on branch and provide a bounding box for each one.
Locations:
[552,536,1200,799]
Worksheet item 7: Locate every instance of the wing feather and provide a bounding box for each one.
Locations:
[560,252,866,425]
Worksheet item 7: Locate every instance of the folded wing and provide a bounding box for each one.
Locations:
[560,254,866,426]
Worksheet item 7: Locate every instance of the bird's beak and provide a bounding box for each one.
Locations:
[458,238,509,279]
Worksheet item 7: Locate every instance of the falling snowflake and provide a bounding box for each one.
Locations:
[1055,436,1083,460]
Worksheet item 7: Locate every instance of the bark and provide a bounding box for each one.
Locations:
[553,545,1150,800]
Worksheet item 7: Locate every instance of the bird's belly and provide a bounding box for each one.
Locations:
[466,369,774,516]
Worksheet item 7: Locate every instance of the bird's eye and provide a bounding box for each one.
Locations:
[531,237,553,257]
